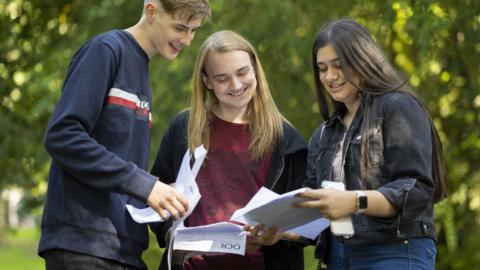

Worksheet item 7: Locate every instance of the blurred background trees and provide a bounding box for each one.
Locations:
[1,0,479,269]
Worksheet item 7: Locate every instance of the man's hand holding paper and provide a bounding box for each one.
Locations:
[147,181,188,220]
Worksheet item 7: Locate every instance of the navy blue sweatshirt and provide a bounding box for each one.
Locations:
[39,30,157,268]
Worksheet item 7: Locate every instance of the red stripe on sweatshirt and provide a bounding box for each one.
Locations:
[106,96,138,110]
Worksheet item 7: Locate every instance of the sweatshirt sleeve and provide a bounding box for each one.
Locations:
[44,40,156,202]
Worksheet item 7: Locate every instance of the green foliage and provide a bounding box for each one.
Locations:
[143,231,163,270]
[1,0,479,269]
[0,228,43,270]
[0,229,318,270]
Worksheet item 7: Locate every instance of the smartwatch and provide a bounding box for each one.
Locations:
[355,190,368,214]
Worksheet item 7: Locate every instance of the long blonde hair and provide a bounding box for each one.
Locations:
[188,30,283,159]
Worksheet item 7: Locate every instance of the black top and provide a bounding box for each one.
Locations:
[150,110,308,270]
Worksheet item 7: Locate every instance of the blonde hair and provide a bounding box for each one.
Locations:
[188,30,283,159]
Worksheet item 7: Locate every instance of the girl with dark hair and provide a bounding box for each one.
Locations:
[294,18,447,269]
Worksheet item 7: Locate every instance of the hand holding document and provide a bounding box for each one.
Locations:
[231,187,330,240]
[126,146,248,269]
[126,146,216,270]
[163,147,247,268]
[126,148,333,270]
[320,181,354,238]
[126,146,206,223]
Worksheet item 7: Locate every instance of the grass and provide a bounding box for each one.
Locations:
[143,232,164,269]
[0,228,318,270]
[0,228,43,270]
[0,227,160,270]
[305,246,318,270]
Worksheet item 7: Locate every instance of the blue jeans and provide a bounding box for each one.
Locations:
[327,236,436,270]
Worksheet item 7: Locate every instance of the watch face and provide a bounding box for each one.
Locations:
[359,195,368,209]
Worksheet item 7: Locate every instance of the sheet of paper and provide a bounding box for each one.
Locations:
[124,145,207,270]
[167,146,207,270]
[170,145,206,220]
[231,187,330,239]
[173,222,246,256]
[125,204,168,223]
[229,186,279,224]
[286,217,330,240]
[125,145,206,224]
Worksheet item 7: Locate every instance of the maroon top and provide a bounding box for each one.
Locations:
[183,115,271,270]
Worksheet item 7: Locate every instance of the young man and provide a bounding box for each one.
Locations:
[38,1,211,269]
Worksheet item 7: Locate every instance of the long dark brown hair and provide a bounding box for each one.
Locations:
[312,18,447,202]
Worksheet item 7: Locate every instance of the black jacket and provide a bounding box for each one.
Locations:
[150,110,308,270]
[305,92,437,259]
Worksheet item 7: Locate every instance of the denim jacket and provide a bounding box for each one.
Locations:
[305,92,437,258]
